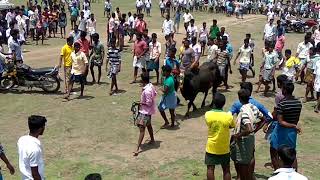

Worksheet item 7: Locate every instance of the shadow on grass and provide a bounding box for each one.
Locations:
[140,140,162,154]
[75,95,95,100]
[254,173,269,180]
[176,105,212,121]
[116,89,127,94]
[256,91,276,98]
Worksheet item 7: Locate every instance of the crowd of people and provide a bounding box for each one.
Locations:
[133,0,320,19]
[0,0,319,179]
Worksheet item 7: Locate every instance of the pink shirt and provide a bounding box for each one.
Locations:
[139,83,157,115]
[275,35,285,52]
[108,17,115,33]
[135,20,146,34]
[77,38,90,56]
[134,40,147,57]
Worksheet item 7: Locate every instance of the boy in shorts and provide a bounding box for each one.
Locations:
[104,0,112,17]
[233,38,252,82]
[133,73,157,156]
[64,42,88,100]
[205,93,234,180]
[132,33,148,83]
[303,47,319,102]
[148,33,161,84]
[199,22,209,56]
[256,44,278,96]
[216,41,231,90]
[89,33,105,84]
[106,38,121,95]
[246,33,256,77]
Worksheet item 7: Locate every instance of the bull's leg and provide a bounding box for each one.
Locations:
[210,86,218,107]
[185,101,193,118]
[201,90,209,108]
[192,102,197,111]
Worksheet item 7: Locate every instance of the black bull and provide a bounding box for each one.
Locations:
[180,61,222,117]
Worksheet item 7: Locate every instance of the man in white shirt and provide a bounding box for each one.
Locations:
[182,9,193,32]
[127,12,135,42]
[263,18,276,47]
[86,13,96,43]
[267,9,275,22]
[17,115,47,180]
[220,27,230,41]
[296,36,313,83]
[162,14,174,36]
[5,9,15,28]
[148,33,161,84]
[268,146,308,180]
[190,36,201,62]
[187,19,198,41]
[233,38,252,82]
[82,6,91,19]
[78,11,87,32]
[136,0,144,14]
[207,37,218,62]
[15,10,27,43]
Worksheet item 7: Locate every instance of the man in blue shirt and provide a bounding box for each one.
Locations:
[229,82,273,121]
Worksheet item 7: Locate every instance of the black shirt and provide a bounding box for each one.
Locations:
[277,97,302,125]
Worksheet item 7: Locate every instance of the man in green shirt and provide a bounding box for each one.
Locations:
[158,65,177,128]
[209,19,220,40]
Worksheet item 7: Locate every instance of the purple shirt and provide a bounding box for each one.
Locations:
[139,83,157,115]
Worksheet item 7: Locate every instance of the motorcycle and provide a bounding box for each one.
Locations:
[0,61,60,93]
[281,19,293,32]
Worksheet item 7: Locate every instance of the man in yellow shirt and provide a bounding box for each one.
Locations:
[205,92,235,180]
[58,37,74,93]
[64,42,88,100]
[282,49,300,82]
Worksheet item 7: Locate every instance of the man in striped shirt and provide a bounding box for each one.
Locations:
[272,82,302,170]
[106,38,121,95]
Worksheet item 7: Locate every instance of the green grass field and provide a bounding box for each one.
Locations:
[0,0,319,179]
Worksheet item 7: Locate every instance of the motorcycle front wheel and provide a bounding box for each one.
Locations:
[41,75,60,93]
[0,77,15,89]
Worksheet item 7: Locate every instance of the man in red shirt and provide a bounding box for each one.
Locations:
[131,33,148,84]
[135,14,147,34]
[77,31,91,83]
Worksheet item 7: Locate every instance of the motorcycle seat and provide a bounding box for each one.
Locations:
[31,67,54,75]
